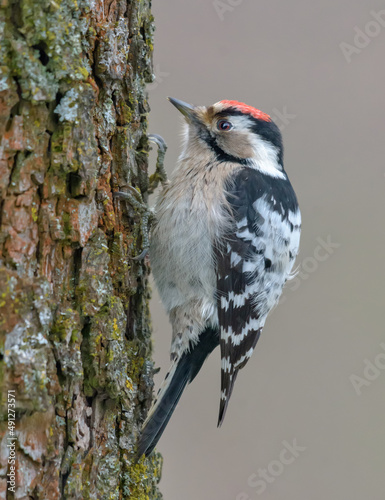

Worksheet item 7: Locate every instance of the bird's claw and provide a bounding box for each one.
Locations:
[131,248,149,261]
[114,133,167,259]
[148,134,168,194]
[148,134,167,154]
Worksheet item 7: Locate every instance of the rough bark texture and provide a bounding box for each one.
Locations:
[0,0,163,498]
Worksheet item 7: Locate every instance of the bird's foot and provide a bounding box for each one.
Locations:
[148,134,168,194]
[113,134,167,260]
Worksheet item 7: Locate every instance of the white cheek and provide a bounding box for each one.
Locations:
[248,135,285,179]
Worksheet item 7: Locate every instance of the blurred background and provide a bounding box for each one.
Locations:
[147,1,385,498]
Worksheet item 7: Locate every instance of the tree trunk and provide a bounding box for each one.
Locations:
[0,0,163,498]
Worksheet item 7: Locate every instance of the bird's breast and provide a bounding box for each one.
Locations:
[150,162,240,314]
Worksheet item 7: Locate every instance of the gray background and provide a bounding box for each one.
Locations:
[147,1,385,498]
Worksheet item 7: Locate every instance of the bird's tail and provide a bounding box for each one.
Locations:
[217,327,262,427]
[218,368,239,427]
[136,327,219,458]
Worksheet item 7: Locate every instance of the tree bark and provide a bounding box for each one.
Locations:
[0,0,163,498]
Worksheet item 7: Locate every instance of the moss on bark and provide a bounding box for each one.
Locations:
[0,0,162,498]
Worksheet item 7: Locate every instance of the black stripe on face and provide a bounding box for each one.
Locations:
[198,129,248,165]
[249,119,284,166]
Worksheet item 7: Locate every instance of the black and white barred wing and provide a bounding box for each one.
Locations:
[216,168,300,426]
[216,215,262,427]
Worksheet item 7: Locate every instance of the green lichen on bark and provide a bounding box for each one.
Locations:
[0,0,162,498]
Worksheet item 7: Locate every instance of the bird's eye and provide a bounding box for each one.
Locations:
[217,120,233,131]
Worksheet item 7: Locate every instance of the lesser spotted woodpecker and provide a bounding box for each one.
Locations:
[137,97,301,457]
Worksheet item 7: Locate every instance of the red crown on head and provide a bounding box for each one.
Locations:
[220,100,271,122]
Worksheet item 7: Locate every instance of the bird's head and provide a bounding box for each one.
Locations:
[168,97,285,178]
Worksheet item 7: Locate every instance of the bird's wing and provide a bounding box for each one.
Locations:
[216,173,262,426]
[215,167,299,426]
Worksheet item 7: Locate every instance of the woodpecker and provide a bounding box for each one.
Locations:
[137,97,301,458]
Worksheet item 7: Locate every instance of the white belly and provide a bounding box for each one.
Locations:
[150,186,216,314]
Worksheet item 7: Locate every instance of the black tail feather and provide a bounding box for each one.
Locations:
[217,369,239,427]
[136,327,219,458]
[136,363,190,458]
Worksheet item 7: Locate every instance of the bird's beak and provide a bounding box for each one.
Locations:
[167,97,196,121]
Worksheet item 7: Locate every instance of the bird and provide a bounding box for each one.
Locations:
[136,97,301,458]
